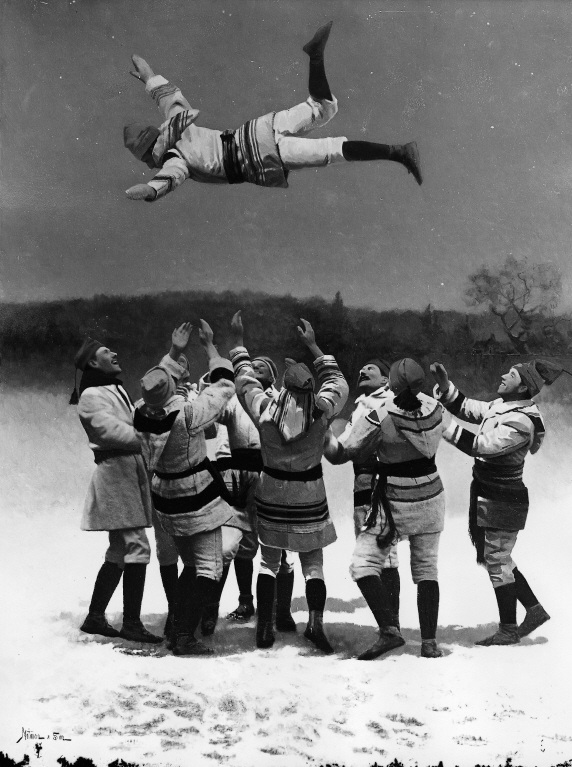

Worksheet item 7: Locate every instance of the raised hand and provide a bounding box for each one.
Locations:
[171,322,193,354]
[296,318,316,346]
[430,362,450,393]
[198,319,215,347]
[297,319,323,359]
[230,310,244,347]
[125,184,157,201]
[129,54,155,84]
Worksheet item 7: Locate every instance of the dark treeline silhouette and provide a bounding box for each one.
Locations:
[2,290,572,403]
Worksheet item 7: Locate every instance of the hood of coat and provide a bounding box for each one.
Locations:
[387,393,443,458]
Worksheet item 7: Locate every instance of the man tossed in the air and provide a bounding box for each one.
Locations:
[124,22,423,202]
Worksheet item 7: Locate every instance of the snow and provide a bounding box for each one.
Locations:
[1,390,572,766]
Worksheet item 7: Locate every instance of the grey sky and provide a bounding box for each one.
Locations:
[2,0,572,311]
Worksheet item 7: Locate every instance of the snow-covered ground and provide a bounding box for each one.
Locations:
[1,389,572,767]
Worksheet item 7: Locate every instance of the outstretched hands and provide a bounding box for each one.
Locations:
[129,54,155,85]
[230,310,244,348]
[429,362,450,394]
[172,322,193,354]
[297,319,323,359]
[126,184,157,202]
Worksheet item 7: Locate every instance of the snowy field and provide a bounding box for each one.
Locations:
[1,388,572,767]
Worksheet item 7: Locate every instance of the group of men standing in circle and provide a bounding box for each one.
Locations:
[72,310,561,658]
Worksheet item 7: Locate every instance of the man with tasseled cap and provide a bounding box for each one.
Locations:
[230,311,349,653]
[325,358,447,660]
[431,358,567,646]
[72,334,183,643]
[333,357,401,629]
[134,320,236,656]
[200,351,297,638]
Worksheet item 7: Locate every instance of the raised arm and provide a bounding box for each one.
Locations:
[130,55,199,122]
[182,320,236,433]
[443,410,534,458]
[430,362,492,424]
[297,319,349,420]
[228,311,272,428]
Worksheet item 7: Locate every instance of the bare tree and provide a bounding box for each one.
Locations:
[464,256,563,353]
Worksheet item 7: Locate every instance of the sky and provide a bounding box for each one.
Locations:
[2,0,572,311]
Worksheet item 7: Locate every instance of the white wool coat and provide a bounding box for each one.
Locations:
[78,383,153,532]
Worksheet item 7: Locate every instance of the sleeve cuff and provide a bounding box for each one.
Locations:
[145,74,169,93]
[209,356,235,383]
[158,354,186,381]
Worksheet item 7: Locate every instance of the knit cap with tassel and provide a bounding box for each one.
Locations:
[69,337,104,405]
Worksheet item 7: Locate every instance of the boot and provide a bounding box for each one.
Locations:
[341,141,423,185]
[201,564,230,637]
[169,565,196,649]
[357,625,405,660]
[302,21,333,59]
[160,564,179,639]
[227,596,255,622]
[201,603,220,637]
[381,568,400,630]
[119,563,162,644]
[417,580,441,655]
[397,142,423,185]
[80,613,120,638]
[420,639,443,658]
[475,623,520,646]
[172,633,213,656]
[276,570,296,632]
[163,609,175,643]
[256,574,276,649]
[517,604,550,638]
[304,610,334,654]
[81,561,123,636]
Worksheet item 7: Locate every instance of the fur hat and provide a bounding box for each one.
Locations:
[124,123,160,167]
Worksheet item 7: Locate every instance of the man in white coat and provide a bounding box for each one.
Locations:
[74,337,173,643]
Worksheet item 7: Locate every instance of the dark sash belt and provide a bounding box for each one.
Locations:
[365,455,438,546]
[152,481,221,515]
[154,457,210,481]
[262,464,323,482]
[375,456,437,478]
[93,449,139,465]
[216,448,264,474]
[221,130,245,184]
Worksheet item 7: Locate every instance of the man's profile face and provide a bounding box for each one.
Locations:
[90,347,122,376]
[252,359,273,386]
[497,367,526,397]
[358,364,387,392]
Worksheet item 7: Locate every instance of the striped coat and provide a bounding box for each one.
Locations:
[230,348,349,551]
[335,393,446,537]
[143,75,288,201]
[136,357,236,537]
[438,382,545,530]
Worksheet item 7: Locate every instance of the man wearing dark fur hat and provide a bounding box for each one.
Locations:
[334,359,401,628]
[73,337,170,643]
[123,22,422,203]
[431,359,564,646]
